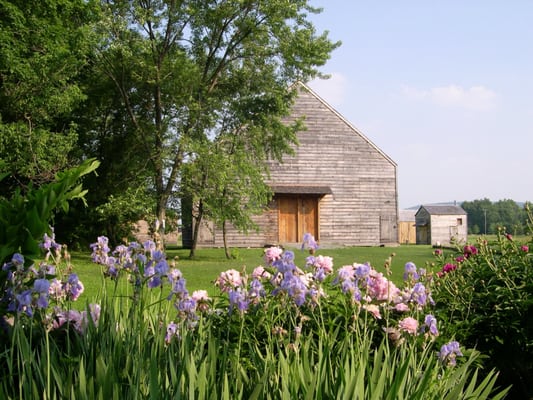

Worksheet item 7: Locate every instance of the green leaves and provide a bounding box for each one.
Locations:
[433,224,533,399]
[0,158,99,263]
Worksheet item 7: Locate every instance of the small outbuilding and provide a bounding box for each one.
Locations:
[415,205,467,246]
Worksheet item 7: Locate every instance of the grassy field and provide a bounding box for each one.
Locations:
[69,243,446,307]
[66,232,531,307]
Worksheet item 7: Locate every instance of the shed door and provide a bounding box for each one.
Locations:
[278,196,318,243]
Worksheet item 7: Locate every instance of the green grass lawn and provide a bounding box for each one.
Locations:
[67,232,530,308]
[70,243,446,307]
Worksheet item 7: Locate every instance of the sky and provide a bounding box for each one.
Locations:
[306,1,533,209]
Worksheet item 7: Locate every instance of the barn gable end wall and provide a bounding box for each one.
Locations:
[190,83,399,248]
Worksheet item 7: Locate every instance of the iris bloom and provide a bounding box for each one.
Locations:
[438,341,463,366]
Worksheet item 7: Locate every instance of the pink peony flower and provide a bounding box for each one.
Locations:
[463,245,478,257]
[252,266,272,280]
[398,317,419,335]
[191,290,209,302]
[363,304,381,319]
[366,270,400,301]
[521,245,529,252]
[214,269,243,292]
[313,255,334,274]
[191,290,211,312]
[264,247,283,264]
[394,302,410,312]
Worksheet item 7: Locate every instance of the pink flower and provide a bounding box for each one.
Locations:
[463,245,478,258]
[191,290,209,302]
[48,278,65,301]
[521,245,529,252]
[214,269,243,292]
[252,266,272,280]
[363,304,381,319]
[313,255,334,274]
[398,317,419,335]
[366,270,400,301]
[438,263,457,278]
[264,247,283,264]
[394,303,410,312]
[191,290,211,312]
[434,249,443,256]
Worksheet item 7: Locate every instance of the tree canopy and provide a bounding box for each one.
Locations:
[0,0,99,193]
[76,0,339,248]
[461,198,529,235]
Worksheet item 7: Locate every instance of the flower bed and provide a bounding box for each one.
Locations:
[0,232,512,399]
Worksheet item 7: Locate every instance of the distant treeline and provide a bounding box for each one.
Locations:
[461,198,531,235]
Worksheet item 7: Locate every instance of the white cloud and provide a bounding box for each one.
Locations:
[401,84,498,111]
[307,72,348,109]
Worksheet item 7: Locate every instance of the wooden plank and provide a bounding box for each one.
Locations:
[278,197,298,242]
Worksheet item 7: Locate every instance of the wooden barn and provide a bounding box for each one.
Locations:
[415,205,467,246]
[184,82,399,248]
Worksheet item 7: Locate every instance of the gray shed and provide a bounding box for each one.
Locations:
[415,205,467,246]
[184,82,399,248]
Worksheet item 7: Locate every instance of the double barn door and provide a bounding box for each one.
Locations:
[278,196,318,243]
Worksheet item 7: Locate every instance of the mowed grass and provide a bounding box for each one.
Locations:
[69,243,445,307]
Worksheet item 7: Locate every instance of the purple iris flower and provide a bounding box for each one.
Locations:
[34,278,50,294]
[423,314,439,336]
[273,251,296,273]
[403,262,419,281]
[410,282,427,305]
[249,278,265,298]
[438,341,463,366]
[11,253,25,266]
[355,263,371,280]
[229,289,250,312]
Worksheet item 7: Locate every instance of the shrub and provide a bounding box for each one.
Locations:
[432,210,533,400]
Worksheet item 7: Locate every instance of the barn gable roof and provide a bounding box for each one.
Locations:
[416,205,466,216]
[296,81,397,167]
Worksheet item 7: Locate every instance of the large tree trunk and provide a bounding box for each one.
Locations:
[189,199,204,258]
[155,197,167,250]
[222,220,231,259]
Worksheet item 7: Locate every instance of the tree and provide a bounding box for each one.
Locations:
[462,198,493,234]
[462,198,528,235]
[0,0,99,195]
[93,0,339,250]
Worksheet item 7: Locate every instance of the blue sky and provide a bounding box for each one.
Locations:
[307,1,533,209]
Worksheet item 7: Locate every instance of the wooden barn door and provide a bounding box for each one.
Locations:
[278,196,318,243]
[379,215,396,243]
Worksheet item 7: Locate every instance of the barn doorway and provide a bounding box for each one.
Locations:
[277,195,318,243]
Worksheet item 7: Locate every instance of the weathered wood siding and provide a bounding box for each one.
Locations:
[192,83,398,247]
[415,206,467,246]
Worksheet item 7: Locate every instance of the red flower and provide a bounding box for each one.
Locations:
[463,245,478,258]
